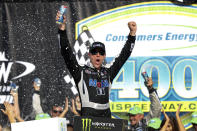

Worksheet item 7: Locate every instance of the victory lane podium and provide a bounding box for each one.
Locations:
[73,116,128,131]
[11,118,68,131]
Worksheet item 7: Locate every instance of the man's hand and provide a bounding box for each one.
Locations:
[145,77,153,90]
[1,102,16,123]
[176,104,186,131]
[160,108,170,131]
[58,97,68,118]
[176,104,182,117]
[128,21,137,36]
[33,82,40,91]
[70,98,80,116]
[63,97,69,113]
[10,91,24,122]
[56,11,66,31]
[1,102,14,116]
[10,91,20,118]
[10,90,18,98]
[75,96,81,111]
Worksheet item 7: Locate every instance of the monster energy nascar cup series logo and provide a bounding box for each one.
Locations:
[82,118,115,131]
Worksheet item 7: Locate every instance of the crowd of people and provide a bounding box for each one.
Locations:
[1,11,197,131]
[126,77,197,131]
[0,78,81,131]
[1,78,197,131]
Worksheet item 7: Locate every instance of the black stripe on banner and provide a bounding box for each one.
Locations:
[84,30,93,39]
[77,34,83,46]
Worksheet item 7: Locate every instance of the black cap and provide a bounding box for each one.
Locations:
[89,42,106,53]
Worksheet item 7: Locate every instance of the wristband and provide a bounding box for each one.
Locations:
[34,90,40,95]
[148,87,156,93]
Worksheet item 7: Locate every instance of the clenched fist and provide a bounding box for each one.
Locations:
[128,21,137,36]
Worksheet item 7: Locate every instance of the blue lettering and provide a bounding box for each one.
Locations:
[106,34,112,41]
[171,33,178,40]
[112,36,118,41]
[147,35,152,41]
[158,35,163,40]
[178,34,184,40]
[89,79,97,87]
[101,80,109,88]
[165,32,171,40]
[189,34,195,42]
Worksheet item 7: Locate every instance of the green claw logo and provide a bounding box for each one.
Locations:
[82,118,92,131]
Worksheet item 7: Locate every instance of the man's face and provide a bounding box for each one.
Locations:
[51,106,63,117]
[89,48,106,69]
[129,114,144,126]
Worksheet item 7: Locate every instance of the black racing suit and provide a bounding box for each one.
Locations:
[59,30,136,118]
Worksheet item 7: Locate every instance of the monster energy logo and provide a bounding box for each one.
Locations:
[82,118,92,131]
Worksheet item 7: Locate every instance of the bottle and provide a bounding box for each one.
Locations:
[141,71,154,90]
[56,5,67,24]
[10,82,18,93]
[141,71,149,83]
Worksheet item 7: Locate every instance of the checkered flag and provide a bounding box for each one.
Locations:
[73,26,95,65]
[64,74,78,95]
[63,26,95,94]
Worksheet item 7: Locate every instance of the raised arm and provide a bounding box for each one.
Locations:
[1,102,16,123]
[176,105,186,131]
[10,91,24,122]
[160,109,170,131]
[108,21,136,81]
[144,78,162,122]
[32,81,44,115]
[59,97,69,118]
[70,98,80,116]
[57,12,81,83]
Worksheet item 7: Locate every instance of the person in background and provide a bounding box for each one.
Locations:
[159,109,170,131]
[70,98,80,116]
[1,90,24,123]
[49,100,68,118]
[32,78,79,131]
[1,102,16,123]
[0,89,23,131]
[160,105,184,131]
[32,78,44,116]
[176,105,186,131]
[161,115,179,131]
[73,95,81,114]
[145,105,185,131]
[32,78,73,118]
[128,77,162,131]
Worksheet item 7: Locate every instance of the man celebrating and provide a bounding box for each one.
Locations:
[57,12,137,118]
[128,78,162,131]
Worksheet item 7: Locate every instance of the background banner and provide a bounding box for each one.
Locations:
[1,0,197,128]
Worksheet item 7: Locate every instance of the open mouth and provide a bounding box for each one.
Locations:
[96,59,100,63]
